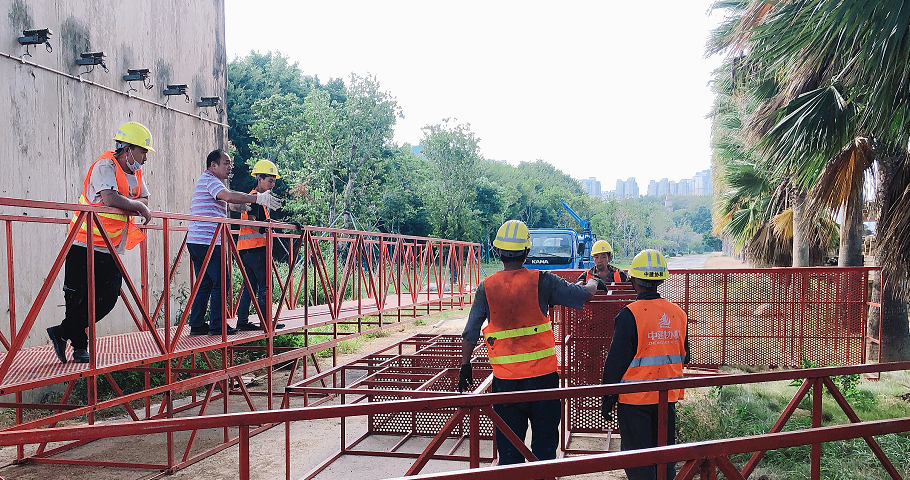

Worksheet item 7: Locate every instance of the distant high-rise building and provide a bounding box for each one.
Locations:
[580,177,601,198]
[657,178,669,196]
[692,169,712,196]
[623,177,639,198]
[677,179,690,196]
[640,170,711,197]
[647,180,658,197]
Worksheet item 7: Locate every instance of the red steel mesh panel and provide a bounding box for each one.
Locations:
[661,269,868,368]
[368,336,495,438]
[561,298,632,433]
[557,268,868,437]
[549,269,585,283]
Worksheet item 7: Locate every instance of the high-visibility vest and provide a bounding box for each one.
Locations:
[238,189,269,250]
[69,151,145,251]
[482,268,557,379]
[586,267,623,284]
[619,298,687,405]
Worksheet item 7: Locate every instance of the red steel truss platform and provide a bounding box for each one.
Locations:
[0,196,480,472]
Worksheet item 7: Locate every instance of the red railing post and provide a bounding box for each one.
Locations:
[239,424,250,480]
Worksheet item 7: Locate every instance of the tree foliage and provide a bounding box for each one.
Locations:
[226,51,720,259]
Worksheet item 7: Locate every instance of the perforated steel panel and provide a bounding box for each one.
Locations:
[555,268,870,438]
[661,269,868,368]
[560,298,631,433]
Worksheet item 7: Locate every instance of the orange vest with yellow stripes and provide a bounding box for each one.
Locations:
[68,151,145,251]
[238,189,270,250]
[619,298,687,405]
[482,268,557,379]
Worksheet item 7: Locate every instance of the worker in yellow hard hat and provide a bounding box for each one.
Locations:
[186,150,284,336]
[576,240,629,290]
[601,249,690,480]
[47,122,155,364]
[459,220,598,465]
[236,160,286,332]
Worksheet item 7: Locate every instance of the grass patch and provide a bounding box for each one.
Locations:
[677,369,910,479]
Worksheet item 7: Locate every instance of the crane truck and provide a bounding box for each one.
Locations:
[524,199,595,271]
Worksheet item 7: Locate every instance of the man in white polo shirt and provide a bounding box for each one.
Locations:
[186,149,282,335]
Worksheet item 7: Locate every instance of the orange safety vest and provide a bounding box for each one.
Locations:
[68,151,145,251]
[619,298,687,405]
[586,267,623,284]
[482,268,557,379]
[237,189,270,250]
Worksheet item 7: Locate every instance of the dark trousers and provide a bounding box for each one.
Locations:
[491,371,561,465]
[617,402,677,480]
[188,243,224,330]
[59,245,123,350]
[237,247,267,324]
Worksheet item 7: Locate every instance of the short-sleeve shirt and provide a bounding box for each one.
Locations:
[462,269,590,343]
[75,157,149,255]
[187,170,228,245]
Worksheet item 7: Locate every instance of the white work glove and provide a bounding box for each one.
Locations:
[256,190,283,210]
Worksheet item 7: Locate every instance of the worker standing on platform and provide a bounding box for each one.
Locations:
[187,149,282,335]
[601,248,689,480]
[576,240,629,290]
[459,220,598,465]
[236,160,285,332]
[47,122,154,364]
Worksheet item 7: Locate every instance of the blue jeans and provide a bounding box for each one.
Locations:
[188,243,224,331]
[491,371,561,465]
[237,247,267,324]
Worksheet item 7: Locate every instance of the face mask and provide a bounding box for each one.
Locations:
[127,149,142,172]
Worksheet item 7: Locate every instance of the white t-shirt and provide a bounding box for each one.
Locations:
[74,157,149,255]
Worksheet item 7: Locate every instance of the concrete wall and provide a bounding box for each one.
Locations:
[0,0,227,351]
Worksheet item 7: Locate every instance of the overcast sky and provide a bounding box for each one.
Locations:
[225,1,725,192]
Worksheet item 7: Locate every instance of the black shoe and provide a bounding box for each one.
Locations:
[47,326,68,364]
[189,326,209,335]
[236,322,260,331]
[72,349,89,363]
[208,326,238,335]
[275,323,286,330]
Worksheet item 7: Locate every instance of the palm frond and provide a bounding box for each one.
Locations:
[771,207,793,240]
[758,83,857,186]
[805,136,873,220]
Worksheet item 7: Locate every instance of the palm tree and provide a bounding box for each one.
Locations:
[718,0,910,360]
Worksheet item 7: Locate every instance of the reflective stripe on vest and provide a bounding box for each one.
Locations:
[628,353,686,368]
[482,268,557,379]
[68,151,145,251]
[619,298,687,405]
[238,189,269,250]
[488,346,556,365]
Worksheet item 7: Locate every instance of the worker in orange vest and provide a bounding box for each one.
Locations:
[236,160,285,332]
[460,220,597,465]
[601,248,689,480]
[576,240,629,290]
[47,122,155,364]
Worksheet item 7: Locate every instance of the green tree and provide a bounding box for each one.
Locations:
[226,51,313,191]
[421,120,483,241]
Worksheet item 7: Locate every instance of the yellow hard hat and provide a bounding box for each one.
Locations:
[629,249,669,281]
[113,122,155,152]
[251,159,281,178]
[493,220,531,251]
[592,240,613,255]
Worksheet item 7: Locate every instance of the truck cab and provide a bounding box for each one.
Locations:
[525,228,594,270]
